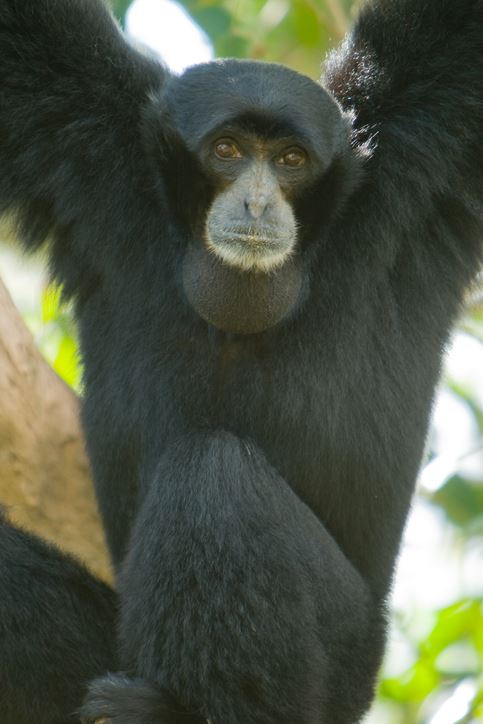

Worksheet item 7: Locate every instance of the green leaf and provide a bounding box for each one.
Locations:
[381,660,440,703]
[291,1,322,48]
[41,284,63,324]
[53,335,82,390]
[192,6,232,37]
[423,600,482,656]
[432,477,483,528]
[110,0,132,24]
[215,33,249,58]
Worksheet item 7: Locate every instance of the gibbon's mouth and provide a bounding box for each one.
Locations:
[225,230,282,246]
[205,227,296,273]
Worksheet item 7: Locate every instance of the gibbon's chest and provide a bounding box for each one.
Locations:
[169,319,419,466]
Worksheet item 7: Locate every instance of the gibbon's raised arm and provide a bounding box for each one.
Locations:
[325,0,483,282]
[0,0,167,296]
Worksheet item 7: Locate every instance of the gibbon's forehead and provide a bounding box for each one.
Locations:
[165,59,346,166]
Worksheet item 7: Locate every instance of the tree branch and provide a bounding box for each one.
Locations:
[0,277,111,581]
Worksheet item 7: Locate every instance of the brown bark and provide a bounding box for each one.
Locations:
[0,277,111,581]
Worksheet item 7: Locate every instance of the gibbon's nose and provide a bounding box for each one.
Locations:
[244,194,269,220]
[242,162,278,220]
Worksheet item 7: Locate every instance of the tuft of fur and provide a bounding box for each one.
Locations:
[80,674,207,724]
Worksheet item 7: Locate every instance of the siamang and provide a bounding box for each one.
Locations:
[0,511,115,723]
[0,0,482,721]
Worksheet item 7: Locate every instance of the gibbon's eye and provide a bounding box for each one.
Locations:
[276,148,307,168]
[214,140,243,160]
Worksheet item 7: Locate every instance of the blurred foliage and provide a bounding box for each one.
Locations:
[377,600,483,723]
[110,0,365,77]
[40,284,82,391]
[110,0,132,22]
[6,0,483,722]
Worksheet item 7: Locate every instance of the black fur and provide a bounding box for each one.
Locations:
[0,511,116,723]
[0,0,481,721]
[80,673,207,723]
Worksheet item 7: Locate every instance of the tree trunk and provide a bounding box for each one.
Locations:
[0,277,111,581]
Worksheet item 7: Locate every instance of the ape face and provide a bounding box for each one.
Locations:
[156,60,353,333]
[200,128,315,273]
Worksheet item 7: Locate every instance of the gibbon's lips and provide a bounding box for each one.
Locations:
[182,243,303,335]
[207,230,294,273]
[205,215,297,273]
[227,231,279,246]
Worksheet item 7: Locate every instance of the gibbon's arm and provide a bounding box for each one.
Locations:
[325,0,483,277]
[0,0,167,295]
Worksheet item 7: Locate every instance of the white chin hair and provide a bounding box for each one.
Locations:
[205,237,294,274]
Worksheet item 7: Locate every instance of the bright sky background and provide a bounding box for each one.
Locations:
[126,0,213,73]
